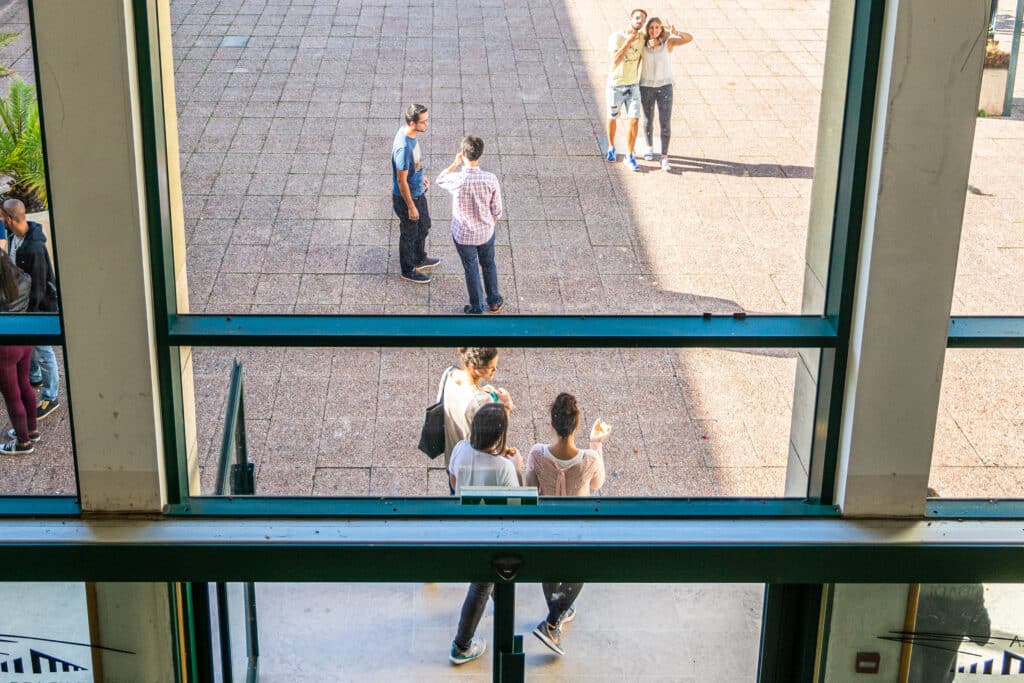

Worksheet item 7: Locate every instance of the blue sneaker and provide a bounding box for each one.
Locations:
[450,638,486,665]
[625,154,640,172]
[605,146,616,162]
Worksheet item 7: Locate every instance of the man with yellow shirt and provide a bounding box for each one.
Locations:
[605,8,647,172]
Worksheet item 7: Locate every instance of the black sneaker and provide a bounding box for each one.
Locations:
[36,399,61,421]
[6,428,41,443]
[401,271,431,284]
[0,438,34,455]
[414,256,442,271]
[463,305,484,315]
[532,621,565,655]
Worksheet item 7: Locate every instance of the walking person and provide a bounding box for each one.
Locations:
[605,8,648,171]
[392,103,441,284]
[0,250,39,454]
[1,199,60,420]
[436,136,504,314]
[640,17,693,171]
[448,403,524,664]
[525,393,612,655]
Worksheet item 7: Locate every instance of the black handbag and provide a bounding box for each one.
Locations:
[419,366,454,459]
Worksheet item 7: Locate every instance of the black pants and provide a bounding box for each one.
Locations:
[640,84,674,155]
[392,193,431,275]
[453,582,493,651]
[542,582,584,625]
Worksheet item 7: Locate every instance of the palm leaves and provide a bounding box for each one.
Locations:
[0,77,47,209]
[0,32,19,78]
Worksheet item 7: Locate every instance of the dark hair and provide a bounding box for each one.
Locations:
[550,393,580,438]
[461,136,484,162]
[470,403,508,454]
[404,103,429,125]
[0,251,21,304]
[458,346,498,370]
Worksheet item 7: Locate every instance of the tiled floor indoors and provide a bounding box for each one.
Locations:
[0,0,1021,499]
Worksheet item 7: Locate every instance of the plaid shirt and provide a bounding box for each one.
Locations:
[436,166,503,246]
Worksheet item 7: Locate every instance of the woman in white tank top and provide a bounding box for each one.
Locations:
[639,17,693,171]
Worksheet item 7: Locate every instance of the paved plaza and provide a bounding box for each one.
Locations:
[0,0,1022,498]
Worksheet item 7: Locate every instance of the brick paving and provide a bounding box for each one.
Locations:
[0,0,1021,498]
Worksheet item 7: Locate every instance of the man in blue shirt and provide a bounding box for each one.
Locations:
[392,104,441,283]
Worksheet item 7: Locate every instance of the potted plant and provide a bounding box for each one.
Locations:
[979,38,1011,116]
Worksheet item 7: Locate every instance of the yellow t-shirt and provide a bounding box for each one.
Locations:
[608,31,645,86]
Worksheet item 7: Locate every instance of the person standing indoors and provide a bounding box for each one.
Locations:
[639,17,693,171]
[392,104,441,284]
[605,8,648,172]
[447,403,524,665]
[0,250,38,454]
[436,136,504,315]
[1,199,60,421]
[524,393,612,655]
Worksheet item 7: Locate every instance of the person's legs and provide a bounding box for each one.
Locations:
[639,86,656,150]
[15,346,37,436]
[0,346,31,443]
[31,345,58,403]
[413,193,431,265]
[477,234,501,309]
[453,582,493,652]
[657,85,674,157]
[542,582,585,626]
[624,85,642,156]
[454,239,484,313]
[393,194,419,276]
[605,84,621,158]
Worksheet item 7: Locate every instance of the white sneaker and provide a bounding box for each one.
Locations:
[643,151,654,161]
[661,157,671,171]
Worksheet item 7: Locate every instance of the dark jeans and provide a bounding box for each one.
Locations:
[453,582,493,651]
[640,84,673,155]
[542,582,584,626]
[454,234,501,313]
[392,193,431,275]
[0,345,37,442]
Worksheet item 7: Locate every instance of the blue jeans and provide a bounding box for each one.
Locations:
[30,345,58,402]
[454,234,501,313]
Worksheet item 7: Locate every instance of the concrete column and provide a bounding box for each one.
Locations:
[836,0,986,516]
[90,583,177,681]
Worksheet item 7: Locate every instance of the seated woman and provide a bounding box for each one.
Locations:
[447,403,523,665]
[525,393,612,655]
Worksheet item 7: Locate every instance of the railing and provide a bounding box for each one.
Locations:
[194,361,259,683]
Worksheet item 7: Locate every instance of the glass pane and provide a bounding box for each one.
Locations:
[190,345,799,498]
[236,582,762,680]
[170,1,850,315]
[910,584,1024,681]
[0,344,75,495]
[0,582,94,681]
[953,0,1024,315]
[930,349,1023,499]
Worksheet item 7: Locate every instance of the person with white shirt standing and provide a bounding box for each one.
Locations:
[639,17,693,171]
[436,136,505,315]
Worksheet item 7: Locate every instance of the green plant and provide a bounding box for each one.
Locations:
[0,32,20,78]
[0,77,46,211]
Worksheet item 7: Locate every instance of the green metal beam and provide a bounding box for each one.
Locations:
[0,496,79,515]
[0,314,62,344]
[167,314,838,348]
[171,497,839,518]
[0,517,1022,583]
[947,316,1024,347]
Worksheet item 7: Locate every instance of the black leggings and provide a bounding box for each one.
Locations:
[640,84,673,155]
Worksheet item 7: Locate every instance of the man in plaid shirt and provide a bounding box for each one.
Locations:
[436,136,505,314]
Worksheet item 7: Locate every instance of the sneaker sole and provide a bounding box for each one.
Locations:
[1,444,34,455]
[6,430,41,443]
[400,275,431,284]
[532,626,565,655]
[414,262,441,271]
[560,609,576,626]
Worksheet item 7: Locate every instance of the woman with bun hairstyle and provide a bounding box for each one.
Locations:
[525,392,612,655]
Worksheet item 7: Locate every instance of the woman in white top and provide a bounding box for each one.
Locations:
[447,403,523,665]
[639,17,693,171]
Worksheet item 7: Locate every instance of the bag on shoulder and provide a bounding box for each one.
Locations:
[418,366,454,459]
